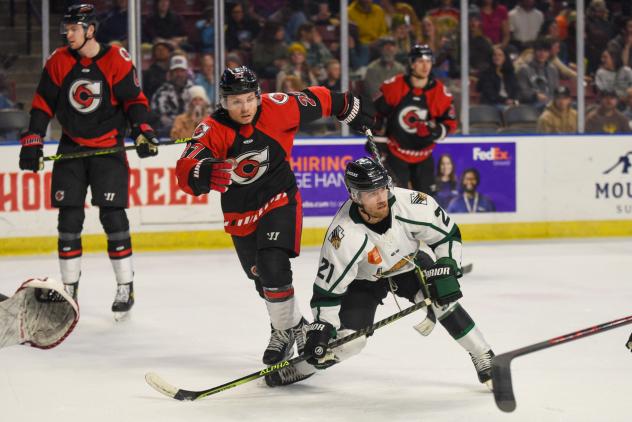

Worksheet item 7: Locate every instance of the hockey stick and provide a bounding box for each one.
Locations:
[492,314,632,413]
[145,299,429,401]
[40,136,195,163]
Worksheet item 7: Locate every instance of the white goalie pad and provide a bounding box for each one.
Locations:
[0,277,79,350]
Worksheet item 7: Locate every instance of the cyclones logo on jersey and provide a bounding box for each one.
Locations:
[68,79,102,113]
[398,105,429,134]
[230,147,270,185]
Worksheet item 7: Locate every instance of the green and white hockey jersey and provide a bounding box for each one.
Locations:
[311,187,462,329]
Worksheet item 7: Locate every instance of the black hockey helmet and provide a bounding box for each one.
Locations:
[409,44,434,64]
[345,157,391,202]
[219,66,261,107]
[60,4,99,34]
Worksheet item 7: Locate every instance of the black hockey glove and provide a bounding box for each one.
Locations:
[132,123,159,158]
[304,321,337,369]
[19,132,43,172]
[424,257,462,306]
[416,119,447,142]
[626,333,632,353]
[337,92,376,133]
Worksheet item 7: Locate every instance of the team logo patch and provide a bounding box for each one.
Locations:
[367,247,382,265]
[268,93,289,105]
[68,79,102,113]
[410,192,427,205]
[230,147,270,185]
[192,122,210,140]
[398,105,429,134]
[375,252,416,278]
[55,190,65,202]
[328,225,345,250]
[118,47,132,62]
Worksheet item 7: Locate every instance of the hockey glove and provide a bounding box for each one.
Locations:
[416,119,446,142]
[424,257,462,306]
[191,158,232,193]
[19,132,44,172]
[132,123,159,158]
[337,92,376,133]
[626,333,632,353]
[304,321,337,369]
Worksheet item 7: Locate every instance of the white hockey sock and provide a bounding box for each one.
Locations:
[456,325,491,356]
[110,256,134,285]
[265,295,302,330]
[59,257,81,285]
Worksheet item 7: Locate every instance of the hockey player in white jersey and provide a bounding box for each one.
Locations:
[274,157,495,389]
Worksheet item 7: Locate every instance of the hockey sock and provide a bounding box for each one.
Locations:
[107,231,134,284]
[263,285,302,330]
[58,232,82,285]
[437,302,490,355]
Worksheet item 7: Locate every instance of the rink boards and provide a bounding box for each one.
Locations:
[1,135,632,254]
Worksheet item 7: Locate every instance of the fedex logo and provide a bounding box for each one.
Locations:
[473,146,511,161]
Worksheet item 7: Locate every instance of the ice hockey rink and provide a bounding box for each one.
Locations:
[1,238,630,422]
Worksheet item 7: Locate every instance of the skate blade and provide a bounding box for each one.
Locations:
[484,379,493,392]
[113,310,131,322]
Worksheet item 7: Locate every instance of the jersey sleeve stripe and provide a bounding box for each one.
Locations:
[32,93,54,117]
[428,225,461,249]
[395,215,449,236]
[327,234,368,293]
[306,86,332,117]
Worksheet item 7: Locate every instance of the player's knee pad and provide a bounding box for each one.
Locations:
[436,302,476,340]
[256,247,292,288]
[98,207,129,234]
[57,207,85,234]
[332,329,367,362]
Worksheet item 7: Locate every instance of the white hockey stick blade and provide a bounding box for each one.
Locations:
[145,372,178,399]
[462,263,474,274]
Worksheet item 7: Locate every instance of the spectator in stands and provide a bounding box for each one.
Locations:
[548,36,577,80]
[252,21,289,79]
[419,17,439,53]
[536,86,577,133]
[225,2,261,53]
[143,39,174,102]
[194,54,216,107]
[477,46,519,108]
[280,74,307,92]
[426,0,459,43]
[195,5,215,54]
[431,153,459,210]
[447,168,496,214]
[248,0,287,21]
[427,0,460,78]
[170,85,211,140]
[348,0,389,68]
[275,43,317,92]
[151,55,193,137]
[296,22,333,69]
[595,47,632,101]
[364,37,406,99]
[586,90,631,133]
[270,2,308,44]
[310,1,337,26]
[517,38,559,110]
[143,0,187,48]
[97,0,127,44]
[539,19,568,64]
[585,0,614,75]
[321,59,341,91]
[508,0,544,49]
[391,14,415,65]
[469,9,494,77]
[379,1,423,42]
[608,16,632,69]
[478,0,510,48]
[623,87,632,121]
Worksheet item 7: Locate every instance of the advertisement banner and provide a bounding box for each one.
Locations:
[433,142,516,213]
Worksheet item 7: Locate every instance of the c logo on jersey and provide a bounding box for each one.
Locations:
[230,147,270,185]
[192,122,210,140]
[69,79,102,113]
[268,93,289,105]
[118,47,132,62]
[398,105,429,134]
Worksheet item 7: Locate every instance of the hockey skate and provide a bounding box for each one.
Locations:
[64,282,78,302]
[265,360,316,387]
[470,349,495,391]
[262,318,307,365]
[112,282,134,322]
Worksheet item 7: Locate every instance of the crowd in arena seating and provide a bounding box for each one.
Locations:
[2,0,632,141]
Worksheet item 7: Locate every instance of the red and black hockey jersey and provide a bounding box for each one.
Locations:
[375,74,457,163]
[29,44,149,147]
[176,87,344,236]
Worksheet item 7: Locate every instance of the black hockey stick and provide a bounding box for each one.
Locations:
[40,136,196,163]
[145,299,429,401]
[492,314,632,413]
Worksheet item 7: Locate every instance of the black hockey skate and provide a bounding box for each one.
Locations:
[292,317,308,355]
[262,318,307,365]
[265,360,316,387]
[112,282,134,321]
[470,349,495,391]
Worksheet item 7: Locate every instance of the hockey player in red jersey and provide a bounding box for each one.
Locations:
[18,4,159,320]
[374,45,457,193]
[176,66,375,366]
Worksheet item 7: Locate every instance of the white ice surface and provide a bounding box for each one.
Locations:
[1,238,631,422]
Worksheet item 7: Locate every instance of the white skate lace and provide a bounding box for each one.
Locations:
[470,351,493,373]
[291,320,307,353]
[114,284,130,303]
[267,327,294,352]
